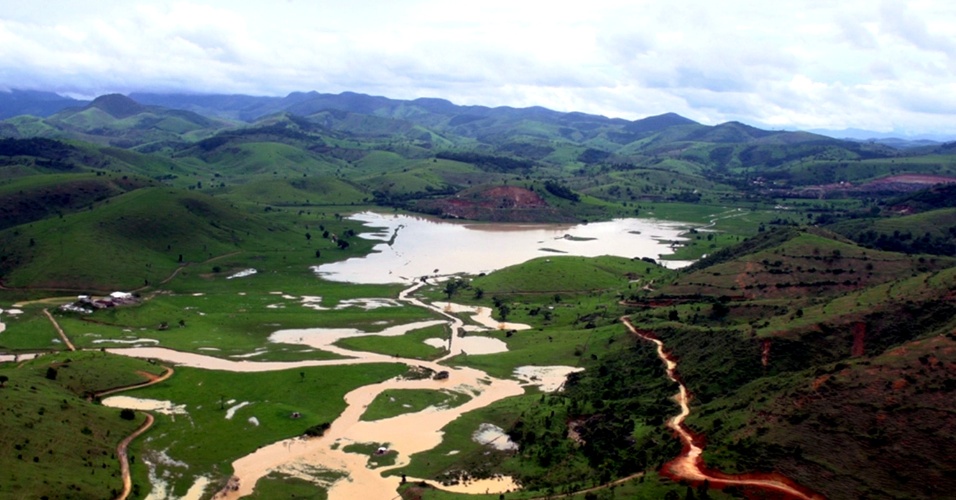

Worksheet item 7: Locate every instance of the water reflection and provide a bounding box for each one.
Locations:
[315,212,692,283]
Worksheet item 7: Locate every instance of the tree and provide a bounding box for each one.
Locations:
[443,281,457,300]
[45,367,58,381]
[498,304,511,321]
[305,232,312,241]
[0,375,8,388]
[315,249,321,258]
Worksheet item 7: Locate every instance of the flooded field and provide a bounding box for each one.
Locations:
[315,212,691,283]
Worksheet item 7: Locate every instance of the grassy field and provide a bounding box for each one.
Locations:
[335,323,449,361]
[2,198,953,500]
[0,351,164,499]
[360,389,472,422]
[121,362,410,497]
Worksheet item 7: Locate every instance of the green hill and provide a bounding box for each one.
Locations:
[0,187,282,290]
[2,95,232,149]
[0,173,156,230]
[0,351,165,499]
[663,226,953,300]
[830,207,956,256]
[472,255,667,296]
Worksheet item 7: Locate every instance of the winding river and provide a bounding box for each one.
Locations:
[110,281,538,499]
[96,213,698,498]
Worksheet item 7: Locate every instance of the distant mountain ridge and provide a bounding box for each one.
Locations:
[0,89,87,119]
[5,88,955,200]
[6,88,956,146]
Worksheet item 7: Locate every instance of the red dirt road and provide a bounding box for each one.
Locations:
[115,413,154,500]
[621,317,824,500]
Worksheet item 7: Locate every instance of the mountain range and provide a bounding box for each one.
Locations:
[4,88,952,148]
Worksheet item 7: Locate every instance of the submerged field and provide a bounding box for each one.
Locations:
[0,211,712,499]
[2,204,954,500]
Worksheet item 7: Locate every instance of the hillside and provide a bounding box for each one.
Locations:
[5,92,956,227]
[661,226,953,300]
[0,89,86,119]
[1,94,232,148]
[1,89,955,499]
[0,174,154,230]
[0,351,165,499]
[602,229,956,498]
[0,187,284,290]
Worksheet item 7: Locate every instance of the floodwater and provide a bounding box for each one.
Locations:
[216,364,524,500]
[0,308,23,335]
[314,212,692,283]
[100,213,696,499]
[101,396,188,416]
[433,301,532,331]
[106,282,531,499]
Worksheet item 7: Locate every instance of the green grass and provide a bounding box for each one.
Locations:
[223,176,368,206]
[0,308,67,351]
[448,320,624,381]
[0,187,286,290]
[342,442,399,468]
[123,362,409,496]
[335,323,449,361]
[360,389,472,421]
[245,471,340,500]
[471,256,664,296]
[0,352,163,499]
[59,288,434,358]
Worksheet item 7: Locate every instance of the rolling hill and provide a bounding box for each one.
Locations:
[0,187,283,290]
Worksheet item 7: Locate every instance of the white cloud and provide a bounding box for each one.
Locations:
[0,0,954,135]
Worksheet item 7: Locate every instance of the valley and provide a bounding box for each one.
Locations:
[1,90,955,500]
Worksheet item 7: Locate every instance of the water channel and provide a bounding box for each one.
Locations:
[101,212,696,499]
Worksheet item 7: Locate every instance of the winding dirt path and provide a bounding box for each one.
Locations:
[95,366,175,500]
[115,413,155,500]
[43,308,76,351]
[621,317,822,500]
[94,366,175,399]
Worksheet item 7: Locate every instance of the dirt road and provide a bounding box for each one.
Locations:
[621,317,822,500]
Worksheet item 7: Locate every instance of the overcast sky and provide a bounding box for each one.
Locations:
[1,0,954,136]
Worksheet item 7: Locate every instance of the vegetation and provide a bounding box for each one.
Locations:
[1,90,955,499]
[0,352,161,499]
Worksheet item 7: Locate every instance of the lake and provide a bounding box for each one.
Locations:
[314,212,693,284]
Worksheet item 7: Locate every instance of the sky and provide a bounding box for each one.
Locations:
[1,0,955,136]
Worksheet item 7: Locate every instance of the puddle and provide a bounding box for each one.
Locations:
[433,301,531,331]
[457,336,508,355]
[102,396,188,416]
[226,269,257,279]
[513,365,584,392]
[225,401,251,420]
[92,338,160,345]
[472,423,518,451]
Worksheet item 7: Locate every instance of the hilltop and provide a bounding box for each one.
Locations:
[0,88,955,499]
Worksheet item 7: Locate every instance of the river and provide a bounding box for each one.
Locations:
[102,212,694,499]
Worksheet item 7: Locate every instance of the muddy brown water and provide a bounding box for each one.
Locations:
[314,212,693,283]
